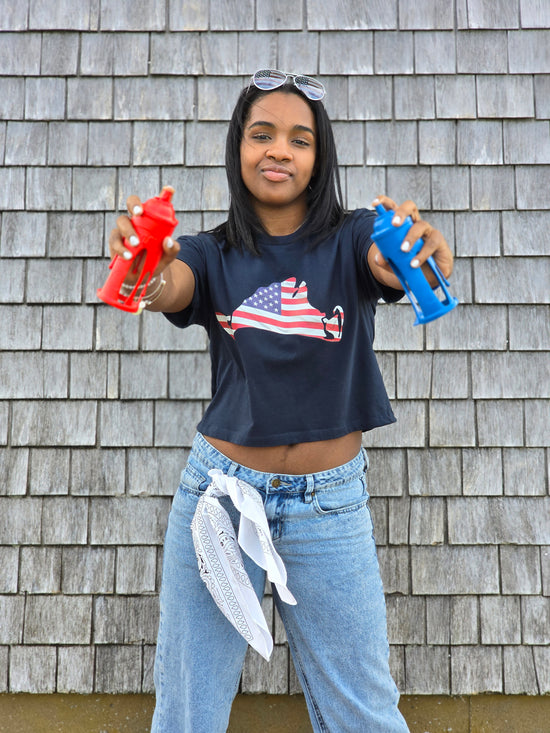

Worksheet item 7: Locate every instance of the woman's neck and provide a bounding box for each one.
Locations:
[254,199,308,237]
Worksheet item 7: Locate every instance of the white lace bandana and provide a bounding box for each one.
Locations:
[191,468,297,660]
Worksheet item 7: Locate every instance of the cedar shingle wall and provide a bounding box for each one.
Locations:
[0,0,549,695]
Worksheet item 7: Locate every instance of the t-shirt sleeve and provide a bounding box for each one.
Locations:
[351,209,405,304]
[162,234,210,328]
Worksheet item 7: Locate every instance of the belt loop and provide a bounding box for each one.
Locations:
[226,460,239,478]
[304,474,315,503]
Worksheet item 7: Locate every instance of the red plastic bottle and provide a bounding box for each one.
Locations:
[97,188,178,313]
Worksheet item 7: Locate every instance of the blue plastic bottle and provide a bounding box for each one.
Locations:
[371,204,458,325]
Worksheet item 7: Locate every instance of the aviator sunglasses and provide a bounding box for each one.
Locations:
[251,69,326,101]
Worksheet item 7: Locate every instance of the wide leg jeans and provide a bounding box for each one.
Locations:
[152,433,409,733]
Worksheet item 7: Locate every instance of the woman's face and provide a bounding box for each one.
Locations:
[240,91,317,227]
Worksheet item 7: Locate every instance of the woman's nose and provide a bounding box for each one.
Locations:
[266,140,291,161]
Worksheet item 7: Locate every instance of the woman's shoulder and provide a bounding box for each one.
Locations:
[346,208,377,225]
[172,226,229,278]
[176,227,224,247]
[175,225,230,258]
[332,208,376,241]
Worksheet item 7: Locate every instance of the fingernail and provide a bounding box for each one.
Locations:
[411,258,420,268]
[129,235,139,247]
[372,198,380,205]
[401,241,411,252]
[133,205,143,216]
[392,215,401,225]
[166,237,174,248]
[123,250,133,260]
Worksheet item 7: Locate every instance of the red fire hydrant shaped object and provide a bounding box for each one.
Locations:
[97,188,179,313]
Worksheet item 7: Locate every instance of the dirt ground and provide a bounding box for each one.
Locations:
[1,693,550,732]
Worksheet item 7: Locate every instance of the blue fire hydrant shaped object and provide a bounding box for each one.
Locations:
[371,204,458,325]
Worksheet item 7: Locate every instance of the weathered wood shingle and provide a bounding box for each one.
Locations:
[0,0,548,697]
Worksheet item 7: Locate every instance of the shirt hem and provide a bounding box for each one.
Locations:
[196,416,397,448]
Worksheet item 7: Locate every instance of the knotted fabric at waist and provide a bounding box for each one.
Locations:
[191,468,296,661]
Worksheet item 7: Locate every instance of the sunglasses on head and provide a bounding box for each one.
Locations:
[250,69,326,101]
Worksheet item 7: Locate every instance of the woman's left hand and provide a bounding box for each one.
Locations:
[368,195,454,290]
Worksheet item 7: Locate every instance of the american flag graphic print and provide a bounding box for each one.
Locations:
[216,277,344,341]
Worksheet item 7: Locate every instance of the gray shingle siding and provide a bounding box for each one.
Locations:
[0,0,548,696]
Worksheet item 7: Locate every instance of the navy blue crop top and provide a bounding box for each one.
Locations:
[164,208,403,447]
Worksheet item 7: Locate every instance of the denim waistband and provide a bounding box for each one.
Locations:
[188,433,367,494]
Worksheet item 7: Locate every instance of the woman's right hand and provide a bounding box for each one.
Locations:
[107,186,195,313]
[108,186,180,278]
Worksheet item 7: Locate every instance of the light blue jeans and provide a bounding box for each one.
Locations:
[152,433,409,733]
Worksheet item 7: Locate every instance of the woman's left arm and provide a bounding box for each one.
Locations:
[367,195,454,291]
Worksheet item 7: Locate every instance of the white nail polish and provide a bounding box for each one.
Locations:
[392,215,401,225]
[401,241,411,252]
[133,205,143,216]
[123,250,133,260]
[411,258,420,268]
[129,235,139,247]
[166,238,174,248]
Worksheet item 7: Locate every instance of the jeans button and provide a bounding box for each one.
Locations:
[271,478,281,488]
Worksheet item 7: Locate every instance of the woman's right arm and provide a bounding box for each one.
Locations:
[108,187,195,313]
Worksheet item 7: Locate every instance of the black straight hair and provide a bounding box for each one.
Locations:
[210,81,346,255]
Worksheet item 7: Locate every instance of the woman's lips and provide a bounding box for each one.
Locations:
[261,165,292,182]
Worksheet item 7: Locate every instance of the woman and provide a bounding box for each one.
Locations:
[109,70,452,732]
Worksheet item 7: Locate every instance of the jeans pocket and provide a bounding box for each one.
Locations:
[312,474,369,516]
[178,462,211,497]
